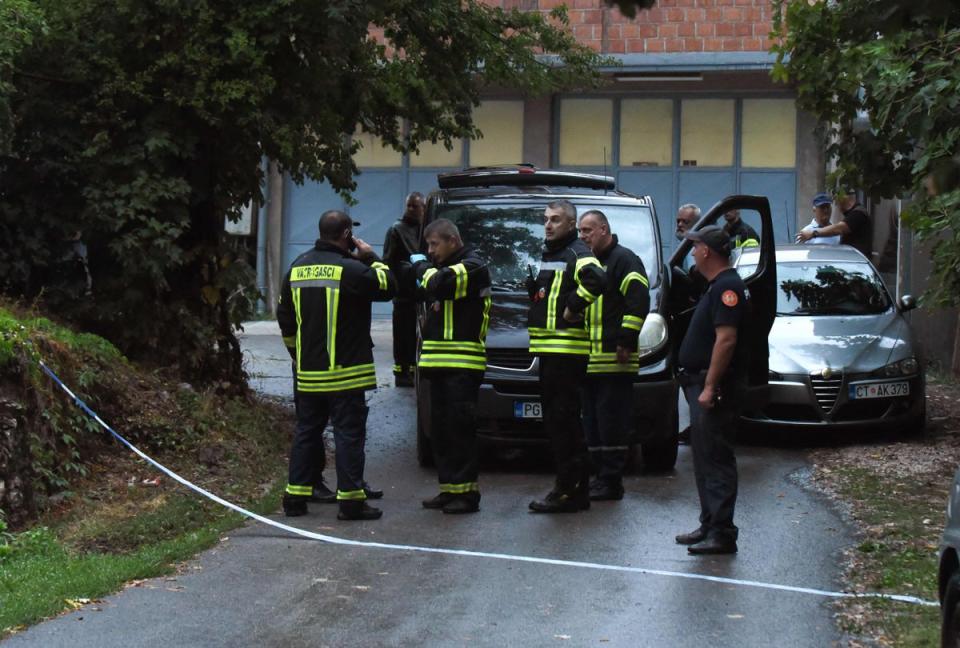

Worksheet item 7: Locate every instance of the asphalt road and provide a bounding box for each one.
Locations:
[5,321,852,648]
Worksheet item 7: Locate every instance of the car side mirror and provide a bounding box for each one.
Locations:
[898,295,917,312]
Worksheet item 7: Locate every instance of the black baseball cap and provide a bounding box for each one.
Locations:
[684,225,732,257]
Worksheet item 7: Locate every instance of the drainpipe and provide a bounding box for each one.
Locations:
[265,160,284,317]
[895,198,903,302]
[255,159,268,315]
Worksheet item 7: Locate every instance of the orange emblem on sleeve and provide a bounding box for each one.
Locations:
[721,290,739,307]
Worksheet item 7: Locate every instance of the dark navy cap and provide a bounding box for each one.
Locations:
[684,225,732,257]
[812,192,832,208]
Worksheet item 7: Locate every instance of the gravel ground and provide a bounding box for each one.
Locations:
[805,377,959,646]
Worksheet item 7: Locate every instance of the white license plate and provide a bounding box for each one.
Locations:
[514,401,542,419]
[849,381,910,400]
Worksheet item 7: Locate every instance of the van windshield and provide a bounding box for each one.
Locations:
[434,203,660,290]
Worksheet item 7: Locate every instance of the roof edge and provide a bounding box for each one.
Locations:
[599,52,780,73]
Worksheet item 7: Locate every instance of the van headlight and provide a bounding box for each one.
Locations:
[637,313,668,359]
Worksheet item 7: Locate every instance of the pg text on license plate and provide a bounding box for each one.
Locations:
[849,381,910,400]
[514,401,542,419]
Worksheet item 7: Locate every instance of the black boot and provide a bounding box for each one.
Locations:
[422,492,456,510]
[442,494,480,515]
[337,500,383,521]
[675,527,708,545]
[589,479,624,501]
[308,480,337,504]
[528,490,589,513]
[687,536,738,555]
[282,494,308,517]
[362,481,384,499]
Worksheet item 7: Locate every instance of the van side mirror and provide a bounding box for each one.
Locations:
[898,295,917,312]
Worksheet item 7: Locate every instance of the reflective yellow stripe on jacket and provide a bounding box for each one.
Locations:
[296,363,377,392]
[587,351,640,374]
[619,272,649,294]
[529,326,590,355]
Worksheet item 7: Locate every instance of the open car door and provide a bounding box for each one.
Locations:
[666,195,777,409]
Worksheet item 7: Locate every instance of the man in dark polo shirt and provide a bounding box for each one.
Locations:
[674,225,750,555]
[796,189,871,258]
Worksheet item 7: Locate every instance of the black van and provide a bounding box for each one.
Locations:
[415,166,776,471]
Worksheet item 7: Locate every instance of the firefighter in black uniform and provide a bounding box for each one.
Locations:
[722,209,760,250]
[411,218,492,514]
[278,210,397,521]
[383,192,426,387]
[577,210,650,501]
[527,200,606,513]
[675,225,750,554]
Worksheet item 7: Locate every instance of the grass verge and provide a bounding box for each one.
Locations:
[811,377,960,646]
[0,480,285,636]
[0,301,296,638]
[824,465,942,646]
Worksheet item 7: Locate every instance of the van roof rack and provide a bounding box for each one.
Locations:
[438,165,615,191]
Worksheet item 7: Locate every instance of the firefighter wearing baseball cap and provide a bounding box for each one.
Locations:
[577,209,650,501]
[527,200,607,513]
[278,210,397,521]
[411,218,492,514]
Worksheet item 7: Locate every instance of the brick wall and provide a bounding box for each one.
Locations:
[493,0,776,54]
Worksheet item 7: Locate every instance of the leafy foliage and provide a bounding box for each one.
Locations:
[0,1,608,382]
[0,0,43,153]
[772,0,960,305]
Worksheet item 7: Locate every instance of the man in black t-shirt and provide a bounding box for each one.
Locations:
[675,225,750,556]
[796,189,871,258]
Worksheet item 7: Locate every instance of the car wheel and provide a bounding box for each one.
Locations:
[902,397,927,438]
[415,372,434,468]
[942,571,960,647]
[641,402,679,472]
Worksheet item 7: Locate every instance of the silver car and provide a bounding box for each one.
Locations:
[734,244,925,432]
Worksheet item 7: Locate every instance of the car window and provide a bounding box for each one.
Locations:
[737,261,890,316]
[435,203,659,289]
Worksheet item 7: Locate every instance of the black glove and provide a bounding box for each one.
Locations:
[526,265,538,300]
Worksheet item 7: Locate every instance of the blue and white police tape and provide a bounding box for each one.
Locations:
[39,359,937,608]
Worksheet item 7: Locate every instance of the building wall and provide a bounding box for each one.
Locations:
[267,0,818,315]
[489,0,776,53]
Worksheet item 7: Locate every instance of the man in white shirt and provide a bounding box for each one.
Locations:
[796,193,841,245]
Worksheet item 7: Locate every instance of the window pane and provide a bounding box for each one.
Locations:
[742,99,797,168]
[559,99,613,166]
[352,130,402,168]
[470,101,524,167]
[620,99,673,167]
[680,99,734,167]
[410,138,463,168]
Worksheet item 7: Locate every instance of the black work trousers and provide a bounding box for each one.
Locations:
[681,378,739,542]
[392,299,417,375]
[292,364,327,483]
[429,370,482,497]
[539,355,589,495]
[288,391,370,500]
[581,375,634,484]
